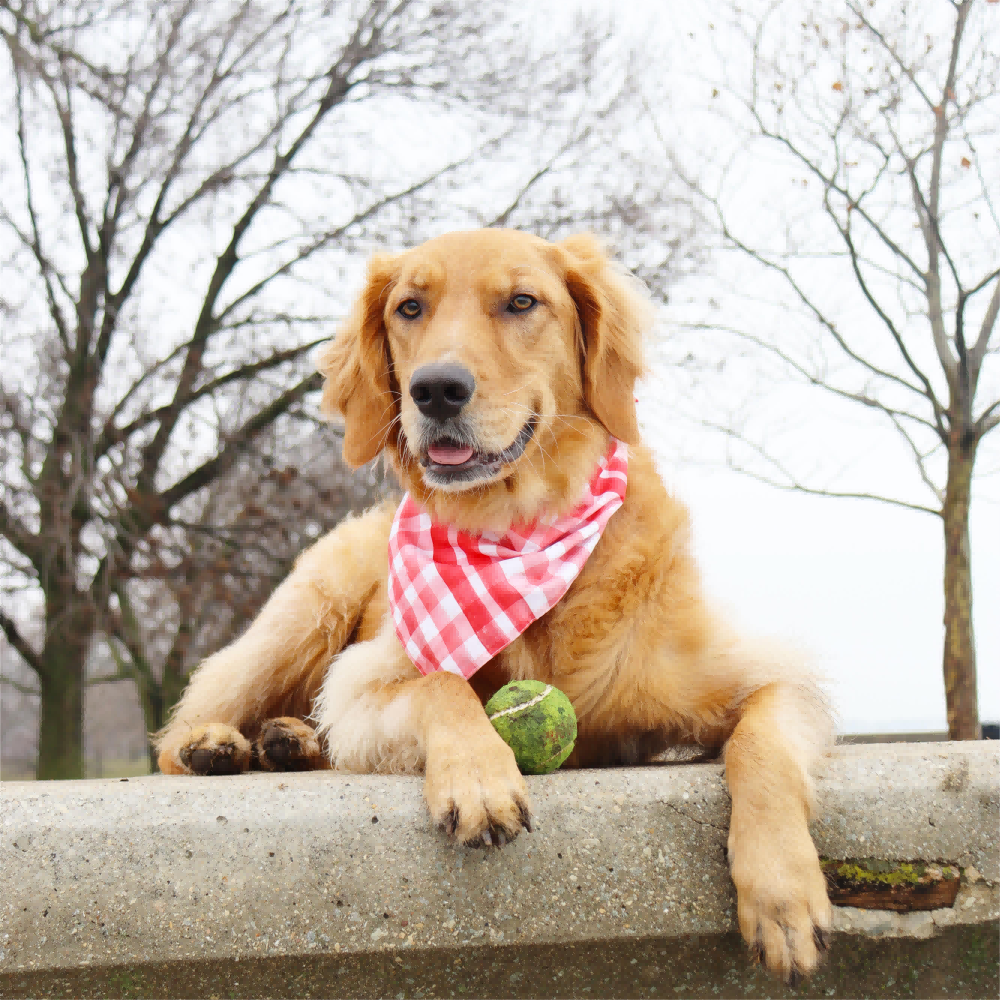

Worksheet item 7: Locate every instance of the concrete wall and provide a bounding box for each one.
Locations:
[1,742,997,995]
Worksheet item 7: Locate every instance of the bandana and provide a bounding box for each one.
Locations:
[388,438,628,678]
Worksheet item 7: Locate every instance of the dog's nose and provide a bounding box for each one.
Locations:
[409,363,475,422]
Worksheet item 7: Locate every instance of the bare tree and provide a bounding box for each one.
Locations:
[654,0,998,739]
[88,422,388,772]
[1,1,703,776]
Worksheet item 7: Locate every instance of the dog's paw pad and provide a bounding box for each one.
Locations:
[255,717,323,771]
[178,724,251,775]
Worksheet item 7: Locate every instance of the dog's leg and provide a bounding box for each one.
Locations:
[155,505,392,775]
[313,621,532,847]
[724,682,833,985]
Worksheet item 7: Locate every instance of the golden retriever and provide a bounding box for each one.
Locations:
[154,229,833,984]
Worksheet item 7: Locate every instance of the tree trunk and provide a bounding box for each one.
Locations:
[36,650,86,780]
[941,437,980,740]
[144,685,163,775]
[35,596,95,779]
[141,643,192,773]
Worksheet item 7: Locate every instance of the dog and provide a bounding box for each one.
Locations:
[154,228,834,983]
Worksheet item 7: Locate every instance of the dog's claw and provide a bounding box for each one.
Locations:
[787,968,802,989]
[518,801,532,832]
[443,806,459,837]
[813,926,830,953]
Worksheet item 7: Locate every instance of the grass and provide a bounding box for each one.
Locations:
[0,758,151,781]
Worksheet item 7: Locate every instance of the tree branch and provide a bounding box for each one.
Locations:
[922,1,972,397]
[675,321,941,436]
[106,586,155,689]
[85,665,134,687]
[975,397,1000,438]
[718,216,932,402]
[833,204,948,437]
[845,2,936,113]
[9,50,72,351]
[0,607,43,676]
[135,21,374,495]
[158,372,322,513]
[885,411,945,506]
[486,123,592,228]
[214,140,502,326]
[745,113,926,283]
[50,60,94,260]
[103,4,294,329]
[706,421,942,517]
[0,673,41,697]
[94,338,326,459]
[970,270,1000,373]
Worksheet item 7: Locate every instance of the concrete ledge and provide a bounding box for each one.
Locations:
[1,742,997,979]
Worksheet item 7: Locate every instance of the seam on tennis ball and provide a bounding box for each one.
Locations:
[487,684,553,721]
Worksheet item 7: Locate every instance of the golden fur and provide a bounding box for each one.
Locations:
[155,229,834,983]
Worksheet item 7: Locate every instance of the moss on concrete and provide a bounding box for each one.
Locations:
[820,857,960,889]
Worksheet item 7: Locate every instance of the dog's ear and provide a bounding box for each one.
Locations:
[318,253,399,467]
[559,234,650,445]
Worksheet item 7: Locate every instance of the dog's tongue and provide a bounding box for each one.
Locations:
[428,442,474,466]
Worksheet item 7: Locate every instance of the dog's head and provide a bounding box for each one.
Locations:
[318,229,651,525]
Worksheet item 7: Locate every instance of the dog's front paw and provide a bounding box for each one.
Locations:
[175,724,252,776]
[728,817,832,985]
[254,717,325,771]
[424,727,532,848]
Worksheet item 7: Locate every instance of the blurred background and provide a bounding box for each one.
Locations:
[1,0,997,779]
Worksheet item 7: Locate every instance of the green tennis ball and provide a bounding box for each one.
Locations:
[485,680,577,775]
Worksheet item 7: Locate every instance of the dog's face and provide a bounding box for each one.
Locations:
[385,232,580,492]
[319,229,650,518]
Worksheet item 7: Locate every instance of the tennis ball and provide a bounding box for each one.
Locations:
[485,680,577,775]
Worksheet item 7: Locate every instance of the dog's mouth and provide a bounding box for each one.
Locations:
[420,418,536,486]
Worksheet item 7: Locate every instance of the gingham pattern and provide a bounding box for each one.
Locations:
[388,438,628,678]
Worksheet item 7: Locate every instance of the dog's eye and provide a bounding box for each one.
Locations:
[508,294,536,313]
[397,299,422,319]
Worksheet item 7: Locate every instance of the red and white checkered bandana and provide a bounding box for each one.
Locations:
[388,438,628,678]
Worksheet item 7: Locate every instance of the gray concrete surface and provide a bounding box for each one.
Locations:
[3,925,997,999]
[1,741,996,979]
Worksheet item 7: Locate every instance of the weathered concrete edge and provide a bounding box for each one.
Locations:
[1,741,996,973]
